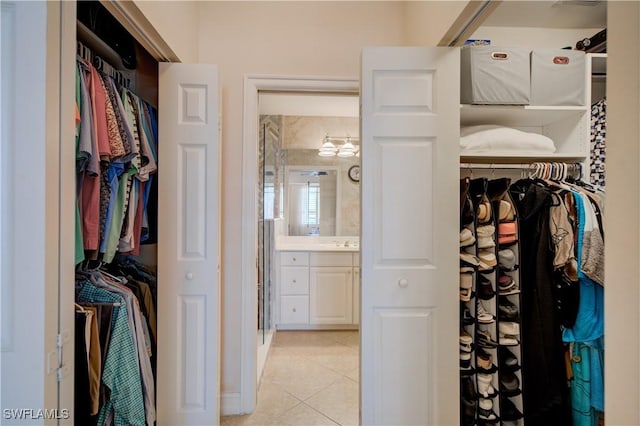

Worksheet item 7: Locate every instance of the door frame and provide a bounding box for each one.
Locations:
[240,75,359,413]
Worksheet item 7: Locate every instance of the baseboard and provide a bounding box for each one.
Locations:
[220,392,241,416]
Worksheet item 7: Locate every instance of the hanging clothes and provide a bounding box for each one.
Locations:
[75,309,96,426]
[75,58,158,265]
[88,272,156,426]
[77,279,146,426]
[509,179,572,426]
[78,60,102,254]
[563,189,605,426]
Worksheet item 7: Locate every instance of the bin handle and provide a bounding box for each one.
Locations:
[553,56,570,65]
[491,52,509,60]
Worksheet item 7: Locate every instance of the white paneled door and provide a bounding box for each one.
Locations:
[157,63,221,425]
[360,47,460,425]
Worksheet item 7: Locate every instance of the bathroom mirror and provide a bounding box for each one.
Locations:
[285,166,339,236]
[259,113,361,237]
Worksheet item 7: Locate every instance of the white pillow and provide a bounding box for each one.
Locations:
[460,125,556,154]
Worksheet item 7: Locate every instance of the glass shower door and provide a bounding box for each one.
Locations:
[258,118,281,344]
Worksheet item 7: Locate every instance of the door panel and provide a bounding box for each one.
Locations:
[157,63,220,425]
[360,47,459,425]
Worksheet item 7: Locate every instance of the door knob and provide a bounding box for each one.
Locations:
[398,278,408,288]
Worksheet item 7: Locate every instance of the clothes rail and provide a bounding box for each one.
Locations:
[77,21,126,70]
[460,163,537,170]
[460,162,583,181]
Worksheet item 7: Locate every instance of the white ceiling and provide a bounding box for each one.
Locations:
[259,92,359,117]
[483,0,607,29]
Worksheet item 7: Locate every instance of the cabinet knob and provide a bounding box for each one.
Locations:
[292,257,297,262]
[293,279,297,283]
[292,308,297,312]
[186,272,194,280]
[398,278,409,288]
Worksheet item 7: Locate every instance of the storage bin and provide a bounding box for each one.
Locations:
[461,45,531,105]
[530,49,586,106]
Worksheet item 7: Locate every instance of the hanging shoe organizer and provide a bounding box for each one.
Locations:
[460,177,478,425]
[460,177,526,426]
[488,178,525,425]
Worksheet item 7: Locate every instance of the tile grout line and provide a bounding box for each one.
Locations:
[297,400,342,426]
[226,331,359,425]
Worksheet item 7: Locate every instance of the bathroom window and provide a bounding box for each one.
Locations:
[264,183,275,220]
[306,182,320,227]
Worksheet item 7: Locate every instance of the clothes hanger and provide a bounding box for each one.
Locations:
[97,264,124,283]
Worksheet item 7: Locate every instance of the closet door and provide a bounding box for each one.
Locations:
[360,47,460,425]
[157,63,221,425]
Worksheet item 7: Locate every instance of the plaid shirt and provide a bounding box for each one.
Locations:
[78,280,146,426]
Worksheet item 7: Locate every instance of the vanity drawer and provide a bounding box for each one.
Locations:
[310,252,353,267]
[280,295,309,324]
[280,251,309,266]
[280,266,309,295]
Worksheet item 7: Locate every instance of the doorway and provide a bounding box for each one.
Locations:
[239,76,360,416]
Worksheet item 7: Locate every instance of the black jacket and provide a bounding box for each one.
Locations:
[509,179,571,426]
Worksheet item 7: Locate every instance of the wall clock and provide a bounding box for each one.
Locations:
[348,165,360,183]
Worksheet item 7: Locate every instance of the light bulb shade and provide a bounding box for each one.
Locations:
[341,141,356,152]
[320,140,337,151]
[318,135,338,156]
[337,150,355,158]
[318,150,336,157]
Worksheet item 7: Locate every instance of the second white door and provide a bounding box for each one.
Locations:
[360,46,460,425]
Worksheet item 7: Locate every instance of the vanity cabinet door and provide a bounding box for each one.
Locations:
[309,266,353,324]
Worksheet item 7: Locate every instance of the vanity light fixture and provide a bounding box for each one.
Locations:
[337,137,357,158]
[318,135,360,158]
[318,136,338,157]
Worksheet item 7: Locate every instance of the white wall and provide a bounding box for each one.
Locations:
[195,0,410,398]
[133,0,199,63]
[605,2,640,424]
[404,1,469,45]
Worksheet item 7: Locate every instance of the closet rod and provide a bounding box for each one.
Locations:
[77,21,126,71]
[460,163,537,170]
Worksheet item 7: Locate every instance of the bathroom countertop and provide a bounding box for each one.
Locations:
[275,236,360,252]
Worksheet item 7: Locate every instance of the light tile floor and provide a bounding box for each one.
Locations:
[221,330,359,426]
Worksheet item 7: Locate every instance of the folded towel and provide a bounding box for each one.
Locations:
[460,125,556,154]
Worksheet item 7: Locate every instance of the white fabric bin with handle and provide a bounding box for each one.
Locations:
[530,49,586,106]
[460,45,530,105]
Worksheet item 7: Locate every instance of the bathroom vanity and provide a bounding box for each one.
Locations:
[275,236,360,329]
